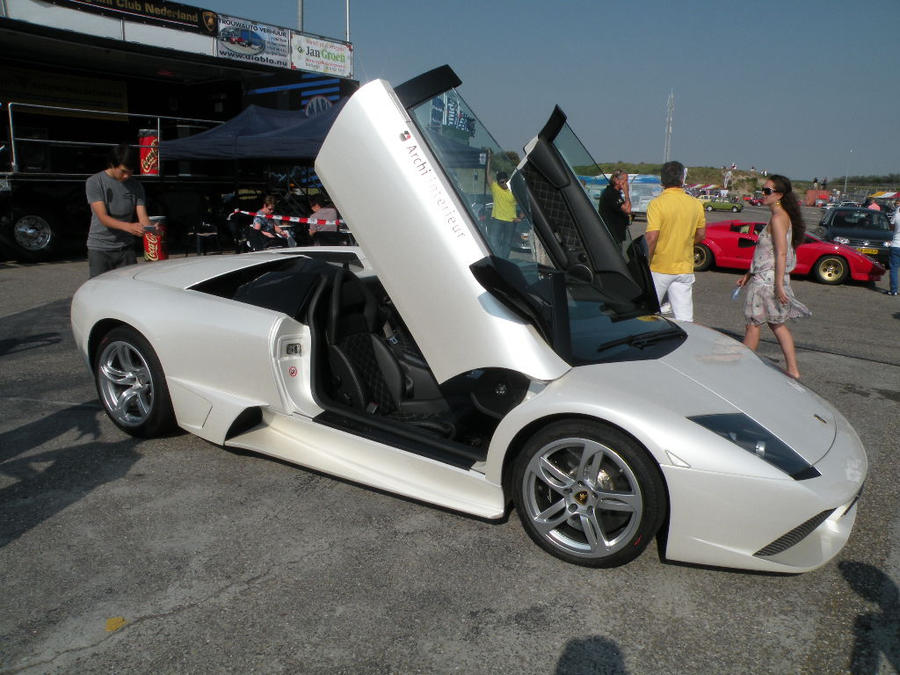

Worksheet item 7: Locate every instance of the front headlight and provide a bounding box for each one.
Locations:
[834,236,851,245]
[688,413,820,480]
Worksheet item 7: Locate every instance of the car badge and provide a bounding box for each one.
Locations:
[399,131,411,141]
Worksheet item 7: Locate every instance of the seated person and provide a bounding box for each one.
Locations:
[308,194,342,245]
[251,195,296,248]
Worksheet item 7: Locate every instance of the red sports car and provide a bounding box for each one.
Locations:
[694,220,886,285]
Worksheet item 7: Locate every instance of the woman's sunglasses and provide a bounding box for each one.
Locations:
[761,187,776,195]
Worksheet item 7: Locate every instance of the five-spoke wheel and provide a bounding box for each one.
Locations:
[95,326,175,437]
[693,243,713,271]
[513,421,665,567]
[813,255,848,285]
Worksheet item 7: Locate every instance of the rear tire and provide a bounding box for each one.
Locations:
[94,326,176,437]
[9,210,59,261]
[705,205,713,212]
[693,243,714,271]
[512,420,666,568]
[813,255,848,285]
[731,206,740,212]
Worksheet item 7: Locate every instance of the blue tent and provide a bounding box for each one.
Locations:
[160,101,347,160]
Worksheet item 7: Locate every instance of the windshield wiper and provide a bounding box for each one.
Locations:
[596,328,684,353]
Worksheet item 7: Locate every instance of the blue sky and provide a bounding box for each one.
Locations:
[201,0,900,181]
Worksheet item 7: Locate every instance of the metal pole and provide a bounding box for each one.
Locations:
[297,0,302,32]
[6,103,17,172]
[843,148,852,195]
[345,0,350,42]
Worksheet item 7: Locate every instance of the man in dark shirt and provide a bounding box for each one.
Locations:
[85,143,152,277]
[598,170,631,245]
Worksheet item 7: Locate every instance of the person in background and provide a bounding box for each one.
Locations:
[251,195,295,247]
[486,170,522,257]
[735,175,811,378]
[645,161,706,322]
[888,201,900,296]
[308,194,341,244]
[866,198,881,211]
[598,169,632,245]
[85,143,152,277]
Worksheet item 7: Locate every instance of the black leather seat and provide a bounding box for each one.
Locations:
[325,269,455,438]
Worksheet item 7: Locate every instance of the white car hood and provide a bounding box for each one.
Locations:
[659,322,836,465]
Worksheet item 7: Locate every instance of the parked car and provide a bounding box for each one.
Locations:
[824,201,859,210]
[694,219,885,284]
[818,207,893,264]
[72,66,866,573]
[699,196,743,212]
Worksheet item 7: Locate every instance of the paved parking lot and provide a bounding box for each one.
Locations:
[1,218,898,673]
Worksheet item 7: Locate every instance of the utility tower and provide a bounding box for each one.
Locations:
[663,90,674,163]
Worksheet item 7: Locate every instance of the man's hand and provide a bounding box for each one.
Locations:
[126,222,146,236]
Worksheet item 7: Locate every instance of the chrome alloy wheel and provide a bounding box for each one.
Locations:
[97,340,155,427]
[521,437,643,559]
[13,214,53,252]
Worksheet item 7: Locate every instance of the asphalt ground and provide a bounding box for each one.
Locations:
[1,208,898,674]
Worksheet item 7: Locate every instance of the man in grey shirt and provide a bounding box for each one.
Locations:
[85,143,152,277]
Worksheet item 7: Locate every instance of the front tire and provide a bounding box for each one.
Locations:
[94,326,176,437]
[512,420,666,568]
[693,243,714,271]
[731,206,740,212]
[813,255,848,284]
[705,205,713,212]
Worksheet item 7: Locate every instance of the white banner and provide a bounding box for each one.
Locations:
[290,34,353,78]
[217,14,290,68]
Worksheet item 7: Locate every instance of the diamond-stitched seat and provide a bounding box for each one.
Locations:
[325,269,455,438]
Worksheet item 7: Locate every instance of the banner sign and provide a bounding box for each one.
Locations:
[217,15,290,68]
[290,34,353,79]
[41,0,218,35]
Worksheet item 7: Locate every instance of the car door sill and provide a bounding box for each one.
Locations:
[314,409,486,470]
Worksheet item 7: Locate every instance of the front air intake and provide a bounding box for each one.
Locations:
[754,509,835,557]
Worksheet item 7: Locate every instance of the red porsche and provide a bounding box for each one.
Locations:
[694,220,886,285]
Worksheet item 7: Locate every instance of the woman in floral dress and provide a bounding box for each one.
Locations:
[735,175,811,378]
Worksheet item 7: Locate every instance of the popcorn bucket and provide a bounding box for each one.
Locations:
[138,129,159,175]
[144,216,168,261]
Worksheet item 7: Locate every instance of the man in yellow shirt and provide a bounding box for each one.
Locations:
[487,170,522,256]
[644,161,706,322]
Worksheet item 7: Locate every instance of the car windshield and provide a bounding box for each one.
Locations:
[407,88,678,365]
[832,210,892,231]
[406,90,548,268]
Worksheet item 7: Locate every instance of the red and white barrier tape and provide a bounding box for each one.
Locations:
[229,209,343,226]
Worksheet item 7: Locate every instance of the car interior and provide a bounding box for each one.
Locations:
[308,262,532,463]
[193,252,532,465]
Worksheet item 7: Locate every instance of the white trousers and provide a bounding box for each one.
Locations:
[652,271,695,322]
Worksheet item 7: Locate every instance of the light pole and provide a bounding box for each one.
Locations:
[843,148,852,196]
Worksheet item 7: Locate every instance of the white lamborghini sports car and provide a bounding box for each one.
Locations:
[71,67,866,572]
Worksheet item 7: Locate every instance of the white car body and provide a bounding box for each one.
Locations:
[72,67,866,573]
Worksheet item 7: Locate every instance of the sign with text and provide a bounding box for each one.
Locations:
[290,34,353,79]
[41,0,218,35]
[217,15,290,68]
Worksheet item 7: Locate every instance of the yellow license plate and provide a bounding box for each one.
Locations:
[857,247,879,255]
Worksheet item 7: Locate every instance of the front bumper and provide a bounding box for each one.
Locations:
[661,410,867,573]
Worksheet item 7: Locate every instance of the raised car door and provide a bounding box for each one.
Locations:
[315,73,570,384]
[516,106,659,314]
